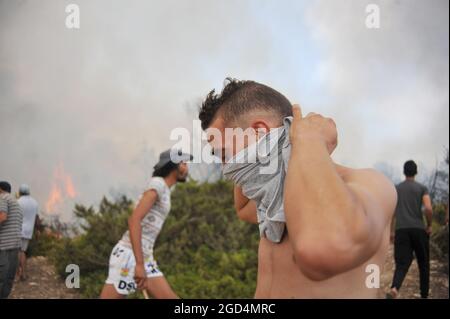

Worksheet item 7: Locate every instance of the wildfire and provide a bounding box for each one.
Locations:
[45,163,77,214]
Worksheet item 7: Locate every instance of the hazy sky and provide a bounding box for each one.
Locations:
[1,0,448,220]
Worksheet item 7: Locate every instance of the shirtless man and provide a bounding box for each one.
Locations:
[199,78,397,298]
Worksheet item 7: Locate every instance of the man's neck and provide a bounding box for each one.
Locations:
[163,174,177,188]
[406,177,415,181]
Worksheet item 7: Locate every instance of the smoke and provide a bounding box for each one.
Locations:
[0,0,277,220]
[304,0,449,171]
[0,0,448,221]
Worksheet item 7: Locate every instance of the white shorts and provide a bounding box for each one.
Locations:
[105,243,163,295]
[21,239,30,252]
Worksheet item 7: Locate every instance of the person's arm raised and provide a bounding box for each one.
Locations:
[234,186,258,224]
[284,105,397,281]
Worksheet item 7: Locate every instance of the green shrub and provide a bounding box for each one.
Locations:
[431,225,449,274]
[39,180,259,298]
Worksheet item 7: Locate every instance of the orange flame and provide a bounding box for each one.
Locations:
[45,163,77,214]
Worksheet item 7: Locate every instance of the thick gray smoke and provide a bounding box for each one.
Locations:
[1,0,448,221]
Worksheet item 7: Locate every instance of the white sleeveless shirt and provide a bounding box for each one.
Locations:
[119,177,171,256]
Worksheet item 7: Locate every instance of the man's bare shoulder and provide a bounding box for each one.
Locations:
[343,167,397,216]
[342,167,390,185]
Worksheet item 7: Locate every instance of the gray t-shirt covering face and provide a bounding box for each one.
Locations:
[395,180,429,230]
[223,117,292,243]
[0,193,23,250]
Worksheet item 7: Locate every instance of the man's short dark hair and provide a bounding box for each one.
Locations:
[404,160,418,177]
[152,162,178,178]
[0,181,12,193]
[199,78,293,130]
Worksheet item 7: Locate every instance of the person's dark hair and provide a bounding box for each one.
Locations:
[404,160,418,177]
[199,78,293,130]
[152,162,179,178]
[0,181,12,193]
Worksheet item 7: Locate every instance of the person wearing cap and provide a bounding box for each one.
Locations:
[0,181,23,299]
[16,184,39,281]
[100,149,192,299]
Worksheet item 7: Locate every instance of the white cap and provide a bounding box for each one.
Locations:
[19,184,30,195]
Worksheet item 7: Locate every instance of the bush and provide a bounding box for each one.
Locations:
[38,180,259,298]
[431,225,449,274]
[154,180,259,298]
[432,203,448,226]
[27,231,60,258]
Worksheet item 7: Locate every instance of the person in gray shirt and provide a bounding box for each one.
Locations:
[0,181,23,299]
[387,160,433,299]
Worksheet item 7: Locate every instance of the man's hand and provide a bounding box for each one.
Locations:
[134,263,147,290]
[290,104,338,154]
[234,186,258,224]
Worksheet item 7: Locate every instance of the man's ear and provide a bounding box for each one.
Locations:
[250,120,270,138]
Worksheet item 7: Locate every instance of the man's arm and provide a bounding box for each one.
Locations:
[234,186,258,224]
[0,197,7,224]
[284,105,397,281]
[422,194,433,234]
[128,190,157,289]
[34,214,42,238]
[390,215,396,244]
[0,212,6,224]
